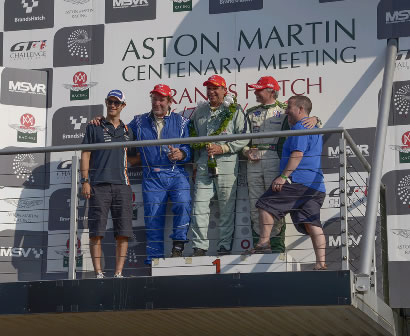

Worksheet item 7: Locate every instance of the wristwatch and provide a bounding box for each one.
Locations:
[80,177,89,184]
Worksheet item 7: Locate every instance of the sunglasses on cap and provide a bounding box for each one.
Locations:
[106,99,124,107]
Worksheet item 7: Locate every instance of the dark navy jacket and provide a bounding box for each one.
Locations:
[128,112,191,177]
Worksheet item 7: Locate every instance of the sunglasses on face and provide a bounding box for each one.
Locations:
[106,99,123,107]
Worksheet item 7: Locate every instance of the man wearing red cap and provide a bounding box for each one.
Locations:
[190,75,249,256]
[244,76,320,254]
[127,84,192,264]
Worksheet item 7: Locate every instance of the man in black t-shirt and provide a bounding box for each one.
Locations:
[81,89,137,279]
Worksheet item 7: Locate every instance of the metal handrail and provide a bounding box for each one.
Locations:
[0,127,362,158]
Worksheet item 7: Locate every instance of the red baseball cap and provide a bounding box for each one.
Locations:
[249,76,280,91]
[203,75,226,88]
[150,84,172,97]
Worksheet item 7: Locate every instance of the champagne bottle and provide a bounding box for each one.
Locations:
[207,155,218,178]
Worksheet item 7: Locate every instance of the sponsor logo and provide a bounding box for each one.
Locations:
[1,68,48,108]
[70,116,88,130]
[391,229,410,239]
[54,25,104,67]
[388,81,410,126]
[327,144,369,158]
[397,175,410,206]
[328,234,362,247]
[12,154,39,183]
[396,50,410,71]
[0,247,43,258]
[113,0,149,9]
[4,199,43,209]
[68,29,91,61]
[0,150,49,189]
[9,40,47,61]
[393,83,410,116]
[209,0,263,14]
[327,185,367,208]
[9,113,45,143]
[173,0,192,12]
[322,128,375,174]
[63,71,97,101]
[378,0,410,39]
[56,160,72,181]
[8,81,46,95]
[55,238,85,267]
[105,0,156,23]
[64,0,91,4]
[386,10,410,24]
[5,211,40,223]
[64,0,93,19]
[52,105,104,146]
[4,0,54,31]
[391,229,410,255]
[22,0,39,13]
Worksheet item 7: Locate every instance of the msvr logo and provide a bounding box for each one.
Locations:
[9,81,46,95]
[113,0,148,8]
[328,145,369,158]
[386,10,410,24]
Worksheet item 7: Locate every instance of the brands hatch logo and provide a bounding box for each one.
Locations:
[113,0,149,9]
[70,116,87,130]
[327,144,369,158]
[63,72,97,101]
[10,40,47,61]
[8,81,46,95]
[386,9,410,24]
[391,229,410,239]
[67,29,91,60]
[393,84,410,116]
[0,247,43,258]
[56,238,85,267]
[12,154,39,183]
[9,113,44,143]
[22,0,39,14]
[64,0,91,4]
[4,198,43,209]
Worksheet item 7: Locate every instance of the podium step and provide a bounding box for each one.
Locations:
[152,253,300,276]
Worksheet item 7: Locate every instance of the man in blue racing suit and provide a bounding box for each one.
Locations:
[128,84,191,264]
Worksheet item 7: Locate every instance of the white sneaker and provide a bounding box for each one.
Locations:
[114,273,123,278]
[96,272,105,279]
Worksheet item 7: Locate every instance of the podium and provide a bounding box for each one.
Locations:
[152,253,300,276]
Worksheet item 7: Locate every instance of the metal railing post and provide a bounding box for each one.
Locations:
[339,133,349,270]
[68,155,79,280]
[357,38,398,291]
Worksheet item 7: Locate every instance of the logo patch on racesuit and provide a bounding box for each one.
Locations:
[253,126,260,133]
[273,110,281,118]
[253,110,261,116]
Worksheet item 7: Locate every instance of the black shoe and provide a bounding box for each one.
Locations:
[171,241,184,258]
[192,248,207,257]
[217,246,231,256]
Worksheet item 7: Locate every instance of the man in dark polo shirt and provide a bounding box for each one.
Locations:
[81,89,136,278]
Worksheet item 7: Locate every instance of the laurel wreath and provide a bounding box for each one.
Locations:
[189,95,238,150]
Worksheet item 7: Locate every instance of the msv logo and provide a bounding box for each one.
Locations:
[386,10,410,24]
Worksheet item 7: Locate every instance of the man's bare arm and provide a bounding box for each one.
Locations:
[80,151,91,199]
[272,151,303,192]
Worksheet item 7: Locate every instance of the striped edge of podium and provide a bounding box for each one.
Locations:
[151,253,300,276]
